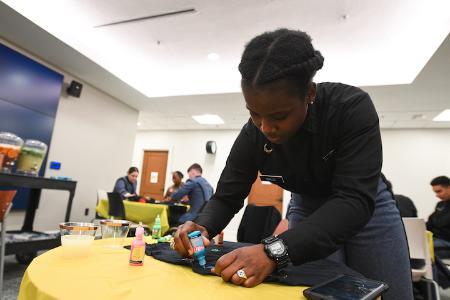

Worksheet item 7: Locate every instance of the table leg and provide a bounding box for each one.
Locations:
[64,190,74,222]
[21,188,41,232]
[0,219,5,294]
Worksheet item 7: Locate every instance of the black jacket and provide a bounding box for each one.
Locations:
[427,201,450,242]
[196,82,382,265]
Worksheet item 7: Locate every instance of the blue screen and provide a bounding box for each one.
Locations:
[49,161,61,170]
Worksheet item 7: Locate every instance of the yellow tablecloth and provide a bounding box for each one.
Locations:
[96,199,170,234]
[18,238,305,300]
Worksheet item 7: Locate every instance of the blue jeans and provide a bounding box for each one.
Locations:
[287,178,413,300]
[434,237,450,249]
[434,237,450,259]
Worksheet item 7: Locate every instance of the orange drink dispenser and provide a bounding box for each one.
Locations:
[0,131,23,173]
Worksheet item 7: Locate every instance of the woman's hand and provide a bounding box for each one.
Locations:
[212,244,276,287]
[173,221,210,257]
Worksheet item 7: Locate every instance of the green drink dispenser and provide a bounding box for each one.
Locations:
[16,139,48,176]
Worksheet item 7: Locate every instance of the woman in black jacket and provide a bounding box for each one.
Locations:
[174,29,412,299]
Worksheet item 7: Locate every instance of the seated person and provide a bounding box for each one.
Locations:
[394,194,417,218]
[383,175,418,217]
[163,171,185,201]
[168,163,213,224]
[426,176,450,252]
[113,167,139,200]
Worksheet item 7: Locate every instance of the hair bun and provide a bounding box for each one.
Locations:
[264,50,324,83]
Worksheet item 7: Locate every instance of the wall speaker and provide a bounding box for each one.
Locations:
[67,80,83,97]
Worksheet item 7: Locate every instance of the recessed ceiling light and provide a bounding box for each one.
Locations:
[192,114,224,125]
[207,53,220,61]
[432,109,450,122]
[137,122,141,126]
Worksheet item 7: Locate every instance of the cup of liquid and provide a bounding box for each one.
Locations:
[59,222,98,257]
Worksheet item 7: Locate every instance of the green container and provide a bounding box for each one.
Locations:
[16,139,47,176]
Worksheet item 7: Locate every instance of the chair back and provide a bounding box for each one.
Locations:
[97,189,108,203]
[237,204,281,244]
[168,205,188,227]
[403,217,433,280]
[107,192,125,219]
[0,190,16,222]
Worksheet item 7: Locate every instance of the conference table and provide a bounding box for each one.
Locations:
[18,238,304,300]
[96,199,171,234]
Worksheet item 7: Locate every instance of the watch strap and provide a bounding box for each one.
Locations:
[261,236,290,270]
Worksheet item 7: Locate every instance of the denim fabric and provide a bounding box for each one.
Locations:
[287,177,413,300]
[434,237,450,259]
[434,237,450,248]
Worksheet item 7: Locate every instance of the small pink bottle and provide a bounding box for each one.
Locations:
[129,226,145,266]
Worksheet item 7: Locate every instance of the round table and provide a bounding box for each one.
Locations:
[18,238,305,300]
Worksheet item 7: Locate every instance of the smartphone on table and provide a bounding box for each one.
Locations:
[303,274,388,300]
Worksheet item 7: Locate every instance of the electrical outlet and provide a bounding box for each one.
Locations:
[84,208,89,216]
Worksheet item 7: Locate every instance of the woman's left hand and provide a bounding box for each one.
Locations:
[212,244,276,287]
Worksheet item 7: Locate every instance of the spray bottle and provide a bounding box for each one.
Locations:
[188,230,206,268]
[152,214,161,239]
[129,225,145,266]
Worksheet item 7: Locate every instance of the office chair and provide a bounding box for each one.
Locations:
[106,192,151,237]
[168,205,188,227]
[237,204,281,244]
[107,192,126,219]
[403,217,441,300]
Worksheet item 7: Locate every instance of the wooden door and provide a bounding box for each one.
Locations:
[248,172,283,214]
[139,151,168,200]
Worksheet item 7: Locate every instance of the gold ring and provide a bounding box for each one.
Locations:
[236,269,247,280]
[170,240,175,250]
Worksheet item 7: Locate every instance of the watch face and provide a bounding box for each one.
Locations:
[268,241,285,256]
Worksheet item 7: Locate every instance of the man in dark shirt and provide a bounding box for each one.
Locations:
[173,29,412,299]
[427,176,450,249]
[170,163,213,224]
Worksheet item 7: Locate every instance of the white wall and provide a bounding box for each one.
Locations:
[133,130,238,191]
[134,128,450,239]
[381,129,450,219]
[1,38,139,230]
[133,130,246,240]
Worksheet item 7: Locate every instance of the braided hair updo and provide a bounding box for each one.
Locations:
[238,28,324,99]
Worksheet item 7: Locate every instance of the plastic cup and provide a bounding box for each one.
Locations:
[100,219,130,248]
[59,222,98,257]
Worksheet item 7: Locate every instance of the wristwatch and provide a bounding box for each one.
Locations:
[261,236,290,270]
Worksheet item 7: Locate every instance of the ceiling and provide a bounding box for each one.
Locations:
[0,0,449,130]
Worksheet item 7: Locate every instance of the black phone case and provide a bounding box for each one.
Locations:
[303,274,389,300]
